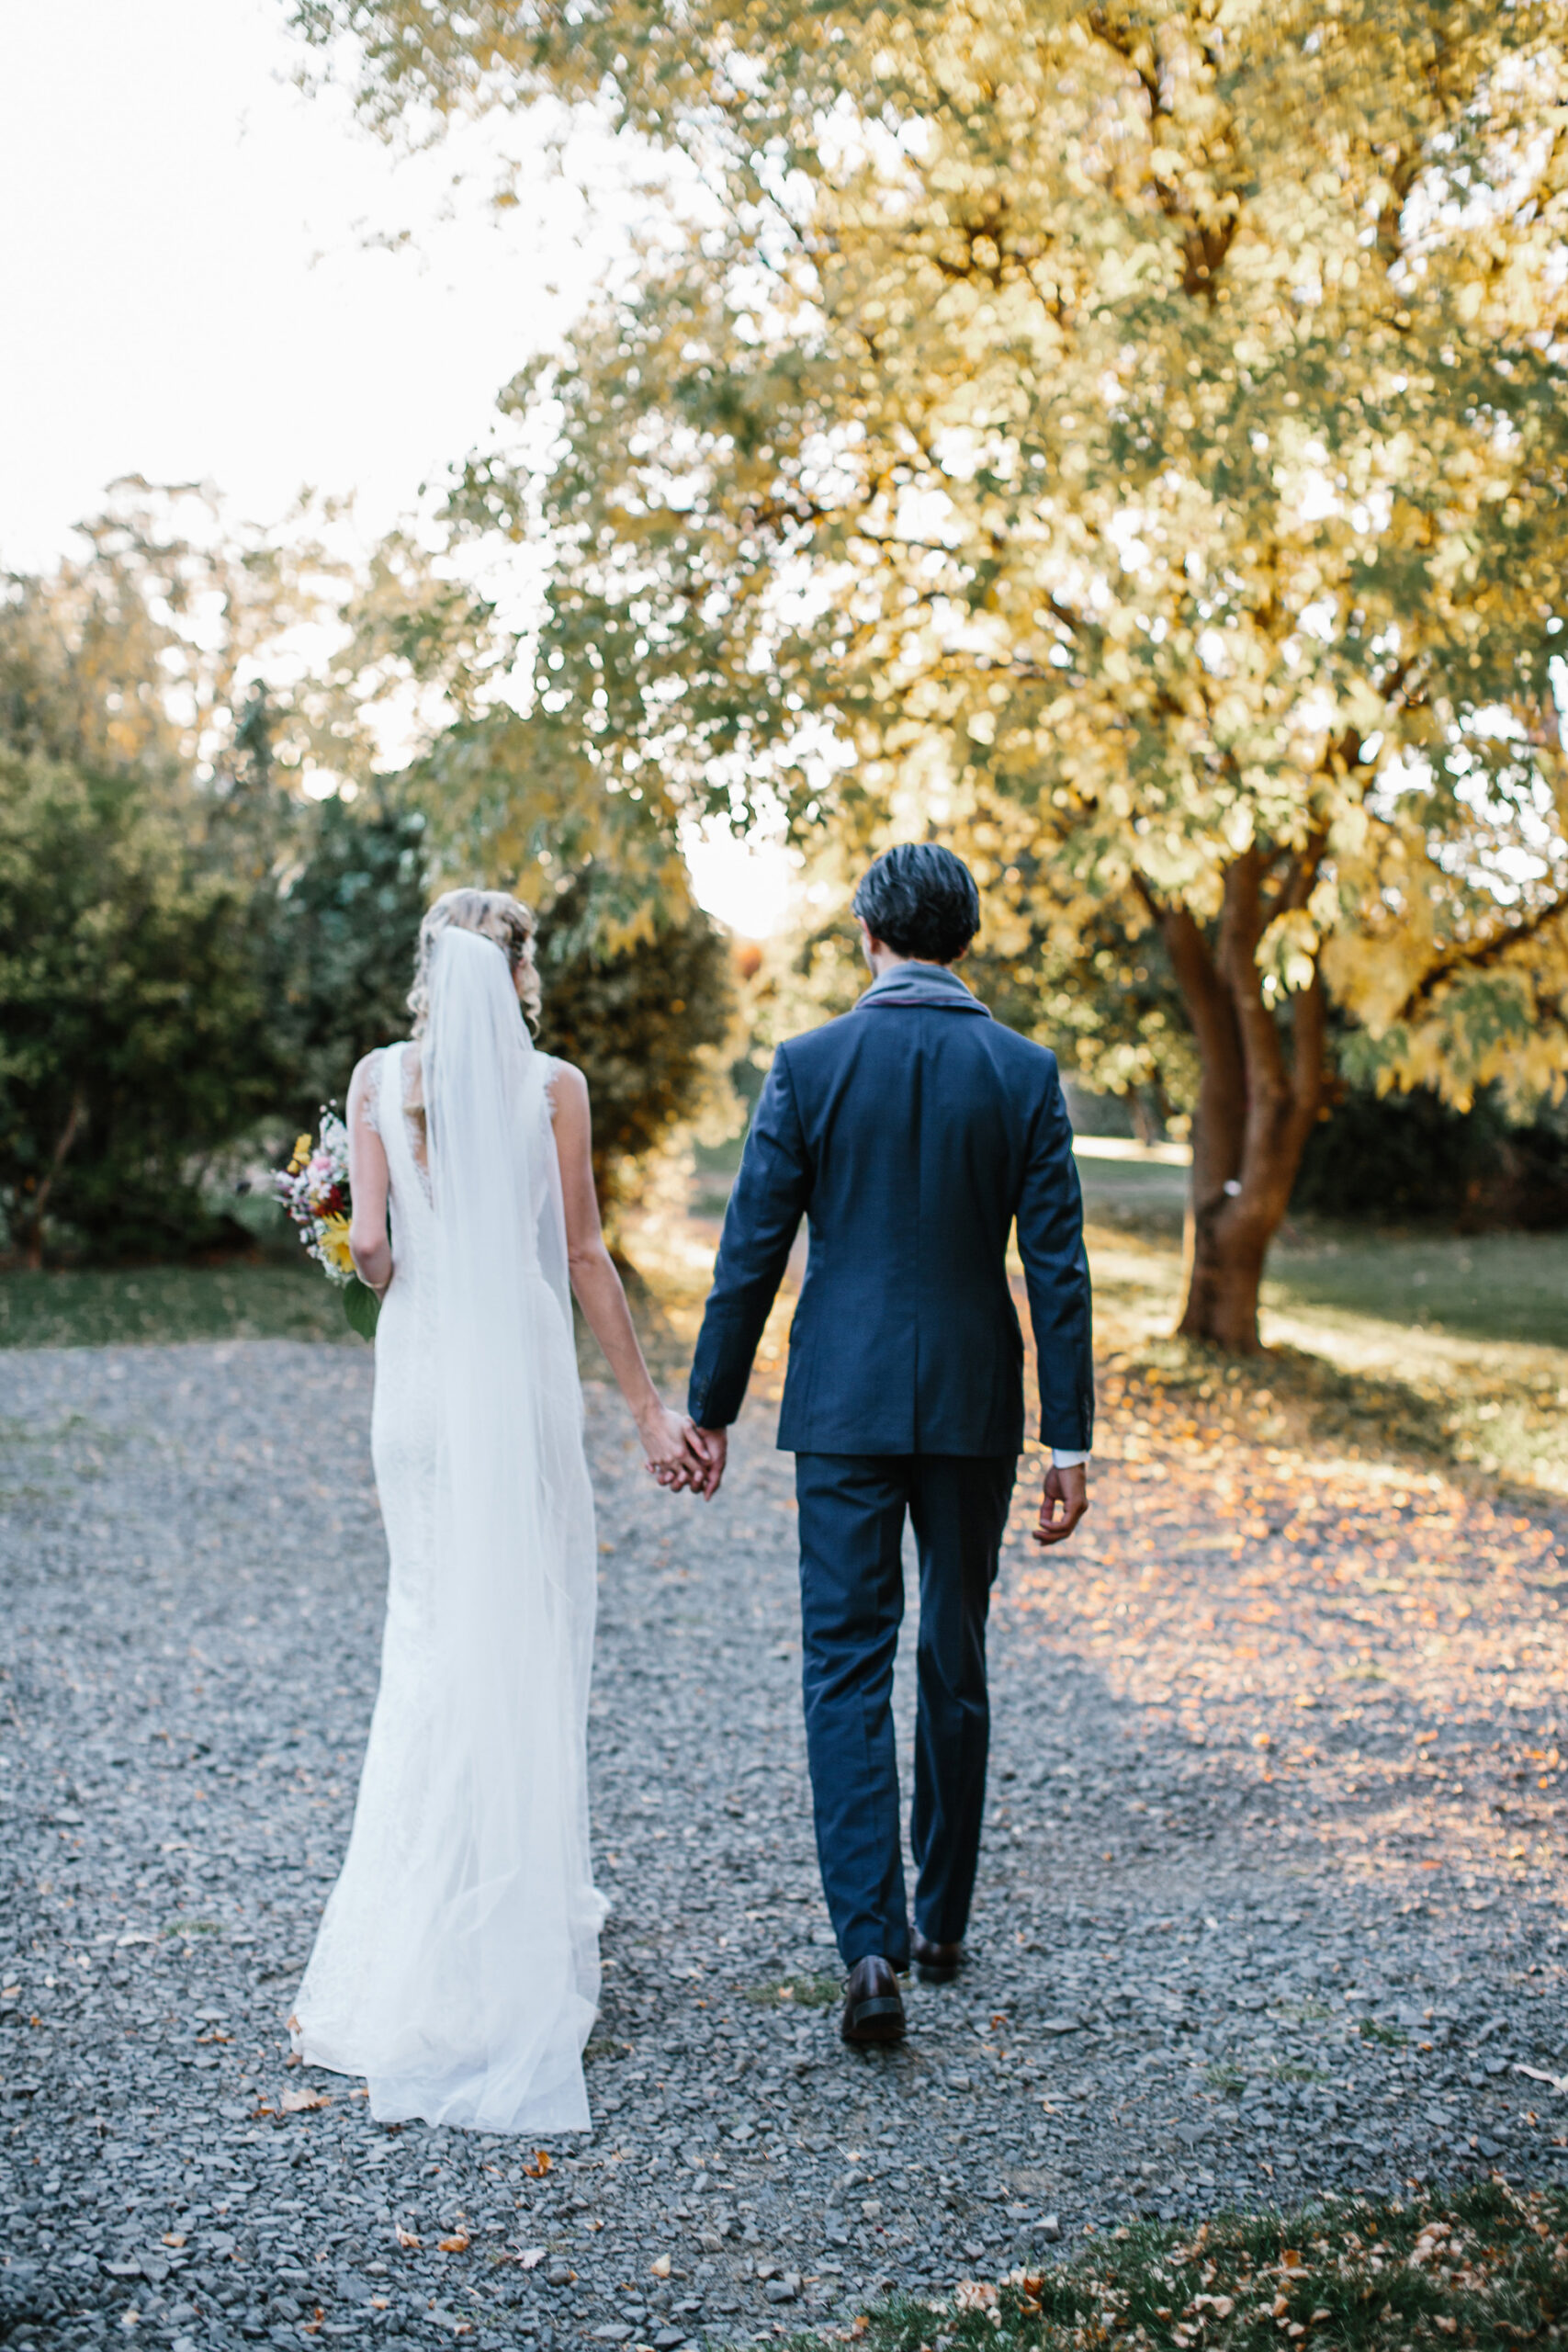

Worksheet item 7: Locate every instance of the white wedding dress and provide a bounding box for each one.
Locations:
[291,928,606,2132]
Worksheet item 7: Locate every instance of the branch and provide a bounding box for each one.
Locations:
[1140,883,1232,1069]
[1260,831,1327,925]
[1218,849,1290,1106]
[1289,967,1327,1127]
[1395,883,1568,1021]
[23,1091,86,1264]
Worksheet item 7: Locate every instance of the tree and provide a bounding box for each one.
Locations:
[294,0,1568,1348]
[0,530,283,1262]
[0,475,744,1260]
[534,869,738,1209]
[0,500,437,1261]
[0,747,274,1263]
[270,791,433,1126]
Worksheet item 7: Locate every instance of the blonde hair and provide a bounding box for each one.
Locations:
[409,888,542,1035]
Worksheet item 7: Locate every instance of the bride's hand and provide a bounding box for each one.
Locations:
[637,1404,707,1491]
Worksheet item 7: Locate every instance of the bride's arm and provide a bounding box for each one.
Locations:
[549,1061,707,1488]
[346,1054,393,1295]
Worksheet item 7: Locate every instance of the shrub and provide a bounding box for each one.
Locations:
[269,792,430,1128]
[534,873,737,1207]
[0,749,273,1263]
[1292,1083,1568,1229]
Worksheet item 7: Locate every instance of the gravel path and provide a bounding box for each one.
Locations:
[6,1340,1568,2351]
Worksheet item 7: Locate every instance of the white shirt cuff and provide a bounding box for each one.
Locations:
[1050,1447,1090,1467]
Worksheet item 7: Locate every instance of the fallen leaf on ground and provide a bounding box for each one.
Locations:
[438,2231,470,2255]
[395,2228,421,2250]
[277,2086,329,2115]
[523,2150,552,2177]
[650,2255,671,2278]
[517,2248,546,2270]
[1516,2063,1568,2094]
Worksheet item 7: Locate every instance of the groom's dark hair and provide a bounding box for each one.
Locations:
[852,843,981,964]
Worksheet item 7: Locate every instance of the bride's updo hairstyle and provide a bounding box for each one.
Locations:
[409,888,542,1035]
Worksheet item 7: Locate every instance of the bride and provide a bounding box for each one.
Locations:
[290,887,707,2133]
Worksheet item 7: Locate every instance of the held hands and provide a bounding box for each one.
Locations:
[649,1420,728,1500]
[638,1405,711,1492]
[688,1426,727,1500]
[637,1404,728,1500]
[1033,1460,1089,1547]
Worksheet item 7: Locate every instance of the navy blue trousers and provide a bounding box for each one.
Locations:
[794,1452,1015,1970]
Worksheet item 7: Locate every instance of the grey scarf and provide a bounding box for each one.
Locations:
[857,965,991,1016]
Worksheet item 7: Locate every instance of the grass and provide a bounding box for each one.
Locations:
[1080,1186,1568,1497]
[829,2185,1568,2352]
[747,1972,843,2010]
[0,1240,692,1400]
[0,1259,353,1349]
[1268,1227,1568,1356]
[1077,1158,1568,1354]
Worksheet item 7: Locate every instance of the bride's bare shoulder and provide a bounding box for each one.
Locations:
[540,1063,587,1143]
[347,1044,410,1132]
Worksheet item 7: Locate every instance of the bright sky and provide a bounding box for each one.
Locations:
[0,0,795,934]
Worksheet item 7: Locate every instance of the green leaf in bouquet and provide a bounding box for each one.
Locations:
[343,1276,380,1341]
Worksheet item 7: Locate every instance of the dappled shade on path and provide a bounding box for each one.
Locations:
[2,1342,1567,2351]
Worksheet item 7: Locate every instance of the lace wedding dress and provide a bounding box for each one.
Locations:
[291,929,606,2132]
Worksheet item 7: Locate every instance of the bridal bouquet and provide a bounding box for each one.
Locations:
[274,1111,379,1339]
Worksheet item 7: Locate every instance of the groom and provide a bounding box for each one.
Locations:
[685,845,1094,2044]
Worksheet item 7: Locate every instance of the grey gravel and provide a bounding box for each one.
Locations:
[4,1340,1568,2352]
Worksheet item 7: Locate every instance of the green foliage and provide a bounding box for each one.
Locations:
[268,790,430,1127]
[0,542,441,1266]
[407,704,698,960]
[0,745,274,1263]
[535,871,737,1206]
[342,1275,381,1340]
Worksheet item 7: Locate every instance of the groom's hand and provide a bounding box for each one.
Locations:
[691,1426,728,1500]
[1033,1461,1088,1546]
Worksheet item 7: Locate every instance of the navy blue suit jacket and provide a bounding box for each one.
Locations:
[686,966,1094,1456]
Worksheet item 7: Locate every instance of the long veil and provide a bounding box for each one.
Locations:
[373,926,604,2130]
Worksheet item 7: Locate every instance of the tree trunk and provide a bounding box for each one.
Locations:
[1155,851,1326,1352]
[20,1092,86,1270]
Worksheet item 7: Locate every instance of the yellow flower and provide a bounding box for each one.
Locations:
[320,1213,355,1276]
[288,1131,313,1175]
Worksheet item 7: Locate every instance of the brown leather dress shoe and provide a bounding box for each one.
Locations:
[912,1931,964,1984]
[840,1956,907,2044]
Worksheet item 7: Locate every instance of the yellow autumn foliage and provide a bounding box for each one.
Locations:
[294,0,1568,1337]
